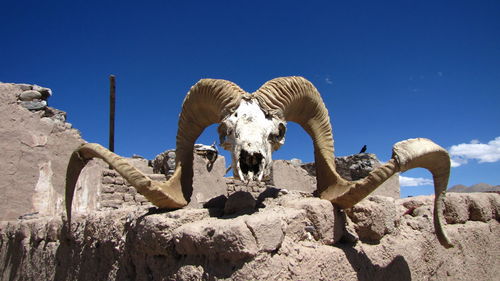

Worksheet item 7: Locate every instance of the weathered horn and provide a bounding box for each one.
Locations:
[65,79,244,223]
[253,76,453,248]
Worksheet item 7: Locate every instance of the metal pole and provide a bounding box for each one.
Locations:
[109,75,116,152]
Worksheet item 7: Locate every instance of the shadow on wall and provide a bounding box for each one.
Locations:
[53,213,249,280]
[339,245,411,281]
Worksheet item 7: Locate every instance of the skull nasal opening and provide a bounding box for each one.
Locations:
[239,149,263,175]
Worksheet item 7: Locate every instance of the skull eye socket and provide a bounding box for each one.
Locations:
[218,123,232,147]
[269,123,286,143]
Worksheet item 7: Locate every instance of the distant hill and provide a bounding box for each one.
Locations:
[448,183,500,193]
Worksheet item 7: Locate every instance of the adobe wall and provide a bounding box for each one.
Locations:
[0,83,84,220]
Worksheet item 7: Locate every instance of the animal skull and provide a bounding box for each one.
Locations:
[218,99,286,182]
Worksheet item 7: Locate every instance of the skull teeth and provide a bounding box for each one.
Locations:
[235,149,265,182]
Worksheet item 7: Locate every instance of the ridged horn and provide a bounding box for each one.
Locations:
[253,76,453,248]
[65,79,244,224]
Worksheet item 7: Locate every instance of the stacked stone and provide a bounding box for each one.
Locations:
[334,153,381,180]
[98,168,155,210]
[225,177,268,197]
[300,153,382,180]
[16,84,51,111]
[151,149,176,177]
[14,83,71,131]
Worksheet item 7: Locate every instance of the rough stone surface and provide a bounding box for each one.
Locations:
[345,196,396,242]
[191,152,227,208]
[224,191,256,215]
[1,192,499,280]
[18,90,42,101]
[268,160,317,193]
[0,83,84,221]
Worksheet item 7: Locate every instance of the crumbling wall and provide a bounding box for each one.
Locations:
[0,83,84,220]
[1,192,499,280]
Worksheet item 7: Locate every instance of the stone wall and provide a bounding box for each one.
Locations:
[72,154,228,214]
[1,192,499,280]
[0,83,84,220]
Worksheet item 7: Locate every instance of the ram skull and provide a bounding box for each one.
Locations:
[218,99,286,182]
[66,77,453,248]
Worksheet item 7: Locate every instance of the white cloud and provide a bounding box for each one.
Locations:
[449,137,500,167]
[325,77,333,85]
[399,176,433,187]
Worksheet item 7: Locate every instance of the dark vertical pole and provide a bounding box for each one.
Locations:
[109,75,116,153]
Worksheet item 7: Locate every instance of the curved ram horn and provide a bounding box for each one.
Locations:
[65,79,244,224]
[253,76,453,248]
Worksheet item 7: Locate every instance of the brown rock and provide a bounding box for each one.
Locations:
[345,195,396,242]
[18,90,42,101]
[283,197,344,245]
[173,217,259,263]
[224,191,256,215]
[244,210,285,252]
[444,193,469,224]
[466,193,493,222]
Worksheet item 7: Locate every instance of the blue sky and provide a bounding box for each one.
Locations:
[1,0,499,197]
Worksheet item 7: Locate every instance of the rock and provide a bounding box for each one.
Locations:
[19,100,47,110]
[173,217,259,263]
[244,211,284,252]
[283,197,343,245]
[151,149,176,175]
[345,195,396,242]
[224,191,256,215]
[32,85,52,99]
[444,193,469,224]
[466,193,493,222]
[42,107,66,122]
[18,90,42,101]
[18,84,32,91]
